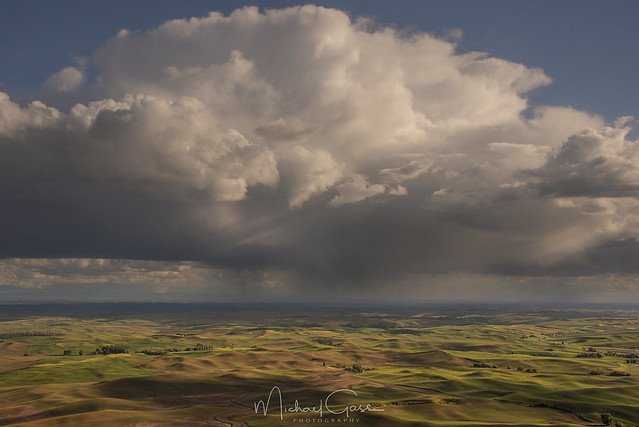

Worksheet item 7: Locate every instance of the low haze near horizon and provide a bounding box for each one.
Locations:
[1,1,639,304]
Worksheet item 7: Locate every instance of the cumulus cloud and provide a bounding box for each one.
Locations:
[1,5,638,300]
[45,66,86,92]
[525,126,639,198]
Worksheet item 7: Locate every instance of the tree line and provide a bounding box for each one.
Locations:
[0,331,62,339]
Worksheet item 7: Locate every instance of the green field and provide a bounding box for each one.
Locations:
[0,304,637,426]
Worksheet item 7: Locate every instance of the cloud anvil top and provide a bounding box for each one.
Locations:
[0,4,638,303]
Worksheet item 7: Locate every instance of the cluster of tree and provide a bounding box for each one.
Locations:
[589,369,605,375]
[184,343,212,351]
[334,363,366,373]
[516,366,537,373]
[137,343,213,355]
[472,362,497,368]
[601,412,626,426]
[510,351,558,357]
[609,371,631,377]
[0,331,62,339]
[140,349,169,355]
[530,402,549,408]
[313,337,337,346]
[576,352,602,358]
[605,351,639,359]
[346,363,363,373]
[92,345,127,355]
[625,359,637,364]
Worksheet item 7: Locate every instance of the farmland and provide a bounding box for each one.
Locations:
[0,303,637,426]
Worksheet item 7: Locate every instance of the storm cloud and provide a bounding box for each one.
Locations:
[1,6,638,300]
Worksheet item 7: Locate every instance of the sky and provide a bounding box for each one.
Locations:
[1,1,639,303]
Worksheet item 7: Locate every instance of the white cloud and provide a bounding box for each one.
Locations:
[45,66,86,91]
[329,173,386,206]
[0,93,279,203]
[77,5,559,210]
[282,146,345,208]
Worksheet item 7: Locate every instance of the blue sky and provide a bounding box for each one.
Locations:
[1,1,639,303]
[2,0,638,121]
